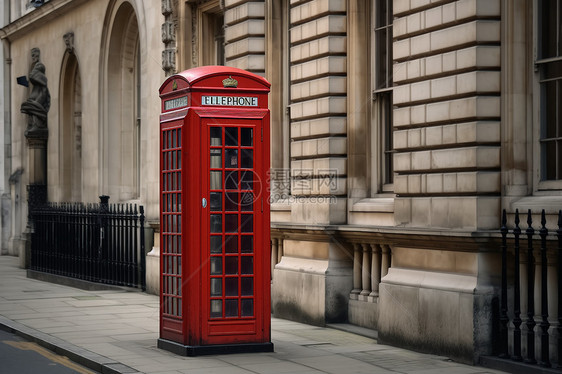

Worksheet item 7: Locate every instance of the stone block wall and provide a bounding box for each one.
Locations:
[288,0,347,225]
[392,0,501,230]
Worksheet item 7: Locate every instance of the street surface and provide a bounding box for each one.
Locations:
[0,329,98,374]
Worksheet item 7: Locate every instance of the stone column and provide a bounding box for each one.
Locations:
[370,244,381,299]
[360,243,371,298]
[351,243,361,299]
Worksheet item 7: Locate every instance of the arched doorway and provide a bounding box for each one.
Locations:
[60,52,82,202]
[102,1,140,201]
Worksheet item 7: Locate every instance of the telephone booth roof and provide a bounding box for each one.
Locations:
[159,66,270,96]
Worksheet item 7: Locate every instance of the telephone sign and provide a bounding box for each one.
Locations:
[158,66,272,356]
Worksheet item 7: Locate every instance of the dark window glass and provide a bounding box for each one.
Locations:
[225,192,238,211]
[210,214,222,233]
[241,236,253,253]
[241,128,253,146]
[241,256,253,275]
[241,149,253,169]
[225,299,238,317]
[210,236,222,254]
[241,299,253,317]
[241,277,253,296]
[225,256,238,275]
[210,192,222,211]
[225,149,238,168]
[225,171,238,190]
[538,0,562,180]
[225,235,238,253]
[225,127,238,146]
[225,214,238,232]
[225,277,238,296]
[241,215,253,233]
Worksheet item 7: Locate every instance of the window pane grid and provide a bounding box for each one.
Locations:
[161,127,182,319]
[539,1,562,181]
[373,0,394,190]
[209,126,255,319]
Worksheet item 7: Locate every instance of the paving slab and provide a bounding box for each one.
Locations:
[0,255,509,374]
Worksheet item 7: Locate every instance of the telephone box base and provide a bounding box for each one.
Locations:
[157,338,274,356]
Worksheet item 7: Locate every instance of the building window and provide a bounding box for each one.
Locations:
[372,0,393,190]
[199,1,225,66]
[538,0,562,182]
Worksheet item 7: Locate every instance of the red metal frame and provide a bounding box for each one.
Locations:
[158,66,271,354]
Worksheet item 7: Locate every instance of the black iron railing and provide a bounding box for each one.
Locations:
[498,209,562,367]
[30,196,146,290]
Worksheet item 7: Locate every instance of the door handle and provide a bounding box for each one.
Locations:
[202,198,207,208]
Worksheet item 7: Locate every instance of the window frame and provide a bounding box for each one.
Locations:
[371,0,394,194]
[535,0,562,190]
[197,1,225,66]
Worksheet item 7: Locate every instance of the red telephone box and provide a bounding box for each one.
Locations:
[157,66,272,355]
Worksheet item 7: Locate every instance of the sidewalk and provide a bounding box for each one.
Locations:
[0,256,507,374]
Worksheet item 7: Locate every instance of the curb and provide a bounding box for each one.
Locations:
[0,316,140,374]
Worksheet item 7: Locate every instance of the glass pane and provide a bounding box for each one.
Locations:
[225,214,238,233]
[210,257,222,275]
[240,192,253,211]
[241,277,253,296]
[177,129,181,147]
[210,214,222,233]
[241,299,253,317]
[225,299,238,317]
[210,171,222,190]
[241,171,253,190]
[210,236,222,254]
[241,236,253,253]
[211,149,222,168]
[544,140,557,180]
[225,277,238,296]
[241,128,253,146]
[544,81,557,139]
[225,256,238,275]
[225,192,238,211]
[225,127,238,146]
[225,149,238,168]
[225,235,238,253]
[210,127,222,146]
[211,300,222,318]
[241,256,253,275]
[177,151,181,169]
[226,171,238,190]
[211,278,222,296]
[241,215,253,233]
[210,192,222,211]
[241,149,253,169]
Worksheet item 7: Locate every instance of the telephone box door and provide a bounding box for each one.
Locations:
[199,113,270,345]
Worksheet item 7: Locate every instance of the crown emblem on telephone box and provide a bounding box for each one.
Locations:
[222,76,238,88]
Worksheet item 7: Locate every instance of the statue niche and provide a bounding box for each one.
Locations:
[21,48,50,139]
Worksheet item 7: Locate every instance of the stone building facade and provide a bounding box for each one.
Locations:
[1,0,561,365]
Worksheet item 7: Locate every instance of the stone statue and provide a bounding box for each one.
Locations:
[21,48,50,138]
